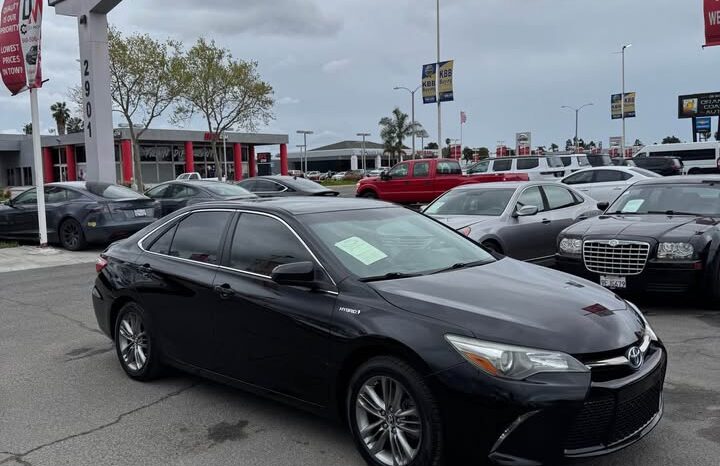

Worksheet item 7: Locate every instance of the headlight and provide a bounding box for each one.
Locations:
[657,242,694,260]
[445,335,589,380]
[559,238,582,255]
[626,301,658,342]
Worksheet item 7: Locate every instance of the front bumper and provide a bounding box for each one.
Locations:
[429,347,666,465]
[556,254,704,293]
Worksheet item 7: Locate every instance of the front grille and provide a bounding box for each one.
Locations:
[583,240,650,276]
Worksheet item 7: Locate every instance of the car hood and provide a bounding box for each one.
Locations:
[563,214,715,239]
[430,215,498,230]
[369,258,644,355]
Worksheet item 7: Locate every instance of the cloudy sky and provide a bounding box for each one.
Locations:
[0,0,716,151]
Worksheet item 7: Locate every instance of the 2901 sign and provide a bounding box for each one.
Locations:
[83,59,93,138]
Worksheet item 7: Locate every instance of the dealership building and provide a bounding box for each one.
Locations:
[0,128,289,187]
[287,140,403,172]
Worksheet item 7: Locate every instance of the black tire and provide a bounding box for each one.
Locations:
[347,356,443,466]
[114,302,162,381]
[361,191,378,199]
[58,218,87,251]
[482,240,503,255]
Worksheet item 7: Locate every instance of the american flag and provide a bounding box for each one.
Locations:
[460,111,467,124]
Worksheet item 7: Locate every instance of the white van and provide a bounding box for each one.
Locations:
[633,142,720,175]
[466,156,566,180]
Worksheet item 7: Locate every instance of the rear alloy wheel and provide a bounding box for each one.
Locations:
[59,218,86,251]
[115,303,161,381]
[348,357,443,466]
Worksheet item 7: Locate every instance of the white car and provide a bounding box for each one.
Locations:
[332,172,347,181]
[466,156,566,181]
[559,166,661,203]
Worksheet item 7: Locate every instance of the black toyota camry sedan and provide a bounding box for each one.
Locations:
[92,197,665,465]
[144,180,257,216]
[557,176,720,299]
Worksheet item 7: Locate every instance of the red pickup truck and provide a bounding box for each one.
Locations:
[355,158,527,204]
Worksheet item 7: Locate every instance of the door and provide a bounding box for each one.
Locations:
[212,212,336,405]
[380,162,412,202]
[500,186,554,260]
[561,170,595,197]
[5,188,40,238]
[405,161,433,201]
[539,185,583,258]
[589,169,633,203]
[432,160,464,200]
[138,210,233,367]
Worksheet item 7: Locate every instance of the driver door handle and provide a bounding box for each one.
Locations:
[138,264,153,275]
[542,218,551,224]
[214,284,235,299]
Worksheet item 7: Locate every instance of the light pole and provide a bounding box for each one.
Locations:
[295,145,305,172]
[417,129,429,155]
[393,86,421,158]
[296,130,314,173]
[356,132,371,170]
[561,103,594,153]
[436,0,442,156]
[621,44,632,158]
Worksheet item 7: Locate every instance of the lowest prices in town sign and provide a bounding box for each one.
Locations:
[0,0,43,95]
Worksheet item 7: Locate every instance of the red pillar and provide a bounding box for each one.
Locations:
[65,145,77,181]
[121,140,133,184]
[233,143,243,181]
[42,147,53,183]
[184,141,194,173]
[249,145,257,178]
[280,144,288,176]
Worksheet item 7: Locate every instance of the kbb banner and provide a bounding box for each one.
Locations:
[0,0,43,95]
[705,0,720,47]
[438,60,454,102]
[422,63,436,104]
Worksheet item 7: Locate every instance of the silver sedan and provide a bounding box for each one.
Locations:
[424,181,601,265]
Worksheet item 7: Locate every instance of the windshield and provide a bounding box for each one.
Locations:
[304,208,495,280]
[607,183,720,216]
[203,183,255,197]
[284,177,330,193]
[85,183,146,200]
[424,188,515,216]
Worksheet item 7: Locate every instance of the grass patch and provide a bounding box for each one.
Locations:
[320,180,358,187]
[0,241,19,249]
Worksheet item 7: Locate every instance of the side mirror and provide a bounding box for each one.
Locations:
[4,198,13,207]
[597,201,610,211]
[515,205,539,217]
[380,172,391,181]
[271,261,316,288]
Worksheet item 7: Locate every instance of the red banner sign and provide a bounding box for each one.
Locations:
[0,0,43,95]
[705,0,720,47]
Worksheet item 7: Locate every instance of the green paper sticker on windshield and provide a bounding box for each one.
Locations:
[335,237,388,265]
[622,199,645,213]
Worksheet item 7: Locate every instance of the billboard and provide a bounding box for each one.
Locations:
[609,136,623,148]
[438,60,454,102]
[611,92,636,119]
[422,63,436,104]
[0,0,43,95]
[678,92,720,118]
[705,0,720,47]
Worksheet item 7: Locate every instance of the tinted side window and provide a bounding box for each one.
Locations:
[468,160,489,174]
[238,180,257,191]
[413,162,430,177]
[492,159,512,172]
[436,161,462,175]
[563,171,594,185]
[146,184,171,199]
[517,158,539,170]
[45,187,67,203]
[254,180,285,192]
[168,212,232,264]
[543,185,577,210]
[517,186,546,212]
[595,170,631,182]
[149,224,177,255]
[14,189,37,205]
[229,213,312,276]
[560,157,572,167]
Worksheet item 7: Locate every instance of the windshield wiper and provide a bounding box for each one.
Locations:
[431,260,490,275]
[359,272,424,282]
[646,210,699,216]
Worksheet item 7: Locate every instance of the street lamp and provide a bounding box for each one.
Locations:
[356,132,371,170]
[296,130,314,173]
[295,145,305,172]
[561,103,594,154]
[393,85,421,158]
[417,129,430,155]
[621,43,632,158]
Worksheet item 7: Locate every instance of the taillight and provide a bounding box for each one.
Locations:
[460,227,472,236]
[96,256,108,273]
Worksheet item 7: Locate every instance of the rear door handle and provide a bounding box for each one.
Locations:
[542,218,551,224]
[138,264,153,275]
[214,284,235,299]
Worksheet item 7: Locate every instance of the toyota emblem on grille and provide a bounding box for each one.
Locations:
[609,240,620,247]
[627,346,644,370]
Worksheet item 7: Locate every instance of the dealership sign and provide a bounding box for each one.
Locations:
[516,132,531,156]
[422,63,436,104]
[437,60,454,102]
[705,0,720,47]
[696,116,712,132]
[678,92,720,118]
[0,0,43,95]
[611,92,636,119]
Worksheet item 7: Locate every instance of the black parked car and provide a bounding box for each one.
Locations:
[236,175,339,197]
[93,197,665,466]
[632,156,683,176]
[0,182,158,250]
[144,180,256,216]
[557,176,720,298]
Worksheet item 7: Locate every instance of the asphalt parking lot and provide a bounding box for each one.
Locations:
[1,263,719,466]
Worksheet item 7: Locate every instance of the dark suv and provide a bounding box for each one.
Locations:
[632,156,683,176]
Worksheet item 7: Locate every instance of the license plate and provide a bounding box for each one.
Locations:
[600,275,626,289]
[134,209,147,217]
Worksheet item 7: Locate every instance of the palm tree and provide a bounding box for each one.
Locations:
[66,117,84,134]
[22,123,32,135]
[50,101,71,135]
[379,107,421,163]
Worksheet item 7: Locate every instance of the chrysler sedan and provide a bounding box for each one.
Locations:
[92,197,665,466]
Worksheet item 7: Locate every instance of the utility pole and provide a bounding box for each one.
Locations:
[356,133,371,170]
[393,86,420,158]
[296,130,314,173]
[436,0,442,157]
[621,44,632,158]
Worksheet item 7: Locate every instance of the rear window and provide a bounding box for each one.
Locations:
[492,159,512,172]
[546,156,564,168]
[517,158,539,170]
[284,177,329,193]
[203,183,255,197]
[84,183,146,200]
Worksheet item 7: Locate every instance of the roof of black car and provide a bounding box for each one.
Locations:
[633,175,720,186]
[193,196,393,215]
